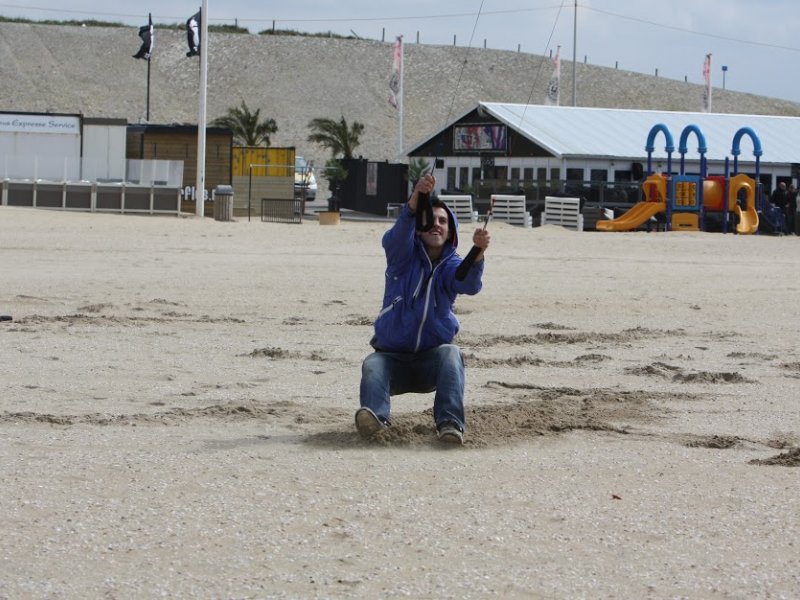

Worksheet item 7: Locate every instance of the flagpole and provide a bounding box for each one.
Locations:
[145,13,151,121]
[572,0,577,106]
[146,57,151,121]
[398,37,404,157]
[195,0,208,217]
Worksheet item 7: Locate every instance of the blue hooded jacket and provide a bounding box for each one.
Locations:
[371,202,484,353]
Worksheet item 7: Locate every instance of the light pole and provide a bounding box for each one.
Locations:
[572,0,577,106]
[722,65,728,90]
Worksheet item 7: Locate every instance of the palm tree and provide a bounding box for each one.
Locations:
[408,157,431,185]
[211,100,277,147]
[306,116,364,159]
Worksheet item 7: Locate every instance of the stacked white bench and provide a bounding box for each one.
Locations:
[489,194,532,228]
[439,194,477,224]
[541,196,584,231]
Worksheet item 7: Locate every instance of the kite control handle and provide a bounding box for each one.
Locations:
[454,205,492,281]
[415,191,434,232]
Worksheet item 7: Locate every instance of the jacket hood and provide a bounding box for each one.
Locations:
[441,201,459,249]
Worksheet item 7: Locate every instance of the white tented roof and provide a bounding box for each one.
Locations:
[412,103,800,165]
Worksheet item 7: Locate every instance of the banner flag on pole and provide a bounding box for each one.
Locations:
[703,53,712,112]
[388,35,403,109]
[186,11,201,57]
[132,14,154,60]
[545,45,561,106]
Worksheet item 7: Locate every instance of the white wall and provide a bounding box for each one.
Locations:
[0,113,81,180]
[81,123,127,182]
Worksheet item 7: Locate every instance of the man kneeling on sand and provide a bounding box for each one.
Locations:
[356,174,491,445]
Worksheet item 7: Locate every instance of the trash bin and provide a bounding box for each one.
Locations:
[327,196,340,212]
[214,185,234,221]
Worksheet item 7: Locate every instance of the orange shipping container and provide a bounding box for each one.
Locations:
[231,147,295,177]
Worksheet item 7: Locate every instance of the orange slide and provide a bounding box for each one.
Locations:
[595,201,666,231]
[729,174,759,234]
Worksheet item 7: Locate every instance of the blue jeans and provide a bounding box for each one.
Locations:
[359,344,465,430]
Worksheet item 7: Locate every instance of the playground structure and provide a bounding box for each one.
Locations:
[597,124,768,233]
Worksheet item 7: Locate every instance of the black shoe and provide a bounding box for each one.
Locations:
[436,421,464,445]
[355,407,388,438]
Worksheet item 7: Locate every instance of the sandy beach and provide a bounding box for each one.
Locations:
[1,206,799,599]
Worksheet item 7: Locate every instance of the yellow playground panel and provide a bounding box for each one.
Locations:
[671,212,699,231]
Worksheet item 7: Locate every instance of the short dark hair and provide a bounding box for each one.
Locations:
[429,197,456,240]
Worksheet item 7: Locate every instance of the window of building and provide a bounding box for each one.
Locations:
[590,169,608,182]
[459,167,469,189]
[566,168,584,181]
[614,170,632,182]
[537,168,548,182]
[447,167,457,190]
[523,168,534,182]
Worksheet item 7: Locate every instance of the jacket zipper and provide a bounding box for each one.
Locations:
[414,255,436,351]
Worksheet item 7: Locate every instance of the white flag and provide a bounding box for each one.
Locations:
[389,35,403,109]
[186,11,201,58]
[702,53,712,112]
[545,46,560,106]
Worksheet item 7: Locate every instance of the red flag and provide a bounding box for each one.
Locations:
[388,35,403,109]
[545,46,561,106]
[703,53,712,112]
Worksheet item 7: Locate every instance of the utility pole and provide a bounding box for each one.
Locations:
[572,0,577,106]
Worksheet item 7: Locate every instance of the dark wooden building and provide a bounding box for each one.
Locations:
[126,124,233,196]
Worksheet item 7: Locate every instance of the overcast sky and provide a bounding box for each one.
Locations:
[4,0,799,104]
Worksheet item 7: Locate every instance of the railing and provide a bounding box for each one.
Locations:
[449,179,644,217]
[452,179,642,205]
[261,198,302,224]
[1,179,181,215]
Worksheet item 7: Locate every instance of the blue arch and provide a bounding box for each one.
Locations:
[645,123,675,153]
[731,127,763,157]
[678,124,708,178]
[730,126,762,178]
[678,124,708,155]
[645,123,674,175]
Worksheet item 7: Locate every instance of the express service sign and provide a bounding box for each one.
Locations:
[0,114,80,135]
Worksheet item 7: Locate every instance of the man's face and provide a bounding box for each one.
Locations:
[418,207,450,250]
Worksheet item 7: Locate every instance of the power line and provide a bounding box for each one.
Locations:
[585,5,800,54]
[0,3,563,26]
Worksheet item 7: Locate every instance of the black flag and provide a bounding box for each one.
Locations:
[186,11,200,57]
[133,14,154,60]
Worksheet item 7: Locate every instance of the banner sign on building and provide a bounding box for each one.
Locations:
[0,114,80,135]
[453,124,507,152]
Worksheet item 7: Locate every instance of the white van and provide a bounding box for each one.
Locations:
[294,156,317,201]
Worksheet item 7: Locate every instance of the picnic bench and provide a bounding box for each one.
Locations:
[541,196,584,231]
[489,194,532,227]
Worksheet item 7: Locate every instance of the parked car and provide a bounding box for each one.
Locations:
[294,156,317,201]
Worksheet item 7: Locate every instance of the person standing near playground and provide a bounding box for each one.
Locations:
[770,182,789,233]
[356,173,491,445]
[786,184,797,235]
